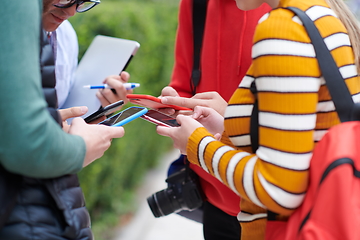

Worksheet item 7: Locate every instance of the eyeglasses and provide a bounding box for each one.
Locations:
[53,0,101,13]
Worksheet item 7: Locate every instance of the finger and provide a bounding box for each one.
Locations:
[192,91,218,100]
[105,126,125,139]
[96,90,111,107]
[59,106,88,121]
[120,71,130,82]
[156,125,172,137]
[161,96,199,109]
[214,133,222,141]
[160,86,179,97]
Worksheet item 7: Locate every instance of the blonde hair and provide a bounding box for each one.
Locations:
[326,0,360,74]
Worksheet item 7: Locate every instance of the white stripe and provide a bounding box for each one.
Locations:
[306,6,337,21]
[257,147,312,171]
[212,146,234,181]
[253,39,315,59]
[198,136,215,173]
[339,65,357,79]
[314,129,328,142]
[259,112,316,131]
[353,92,360,103]
[324,33,351,51]
[256,76,320,92]
[243,156,266,208]
[237,211,267,222]
[229,135,251,147]
[258,171,306,209]
[227,152,250,195]
[317,100,335,113]
[258,13,269,24]
[292,16,302,25]
[225,105,252,118]
[239,75,254,88]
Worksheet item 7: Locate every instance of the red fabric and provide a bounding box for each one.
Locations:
[170,0,271,216]
[282,121,360,240]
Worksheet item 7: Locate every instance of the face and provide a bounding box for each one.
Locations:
[43,0,77,32]
[234,0,278,10]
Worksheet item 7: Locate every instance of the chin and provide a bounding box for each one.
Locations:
[235,1,263,10]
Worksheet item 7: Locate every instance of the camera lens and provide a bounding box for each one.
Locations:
[147,189,181,217]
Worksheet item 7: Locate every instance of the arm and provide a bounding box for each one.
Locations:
[0,1,123,178]
[158,11,327,216]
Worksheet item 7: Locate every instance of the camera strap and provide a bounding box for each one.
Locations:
[190,0,208,95]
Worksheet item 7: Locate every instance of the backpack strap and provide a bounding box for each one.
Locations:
[287,7,355,122]
[190,0,207,95]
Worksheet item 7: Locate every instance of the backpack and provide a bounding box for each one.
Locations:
[252,7,360,239]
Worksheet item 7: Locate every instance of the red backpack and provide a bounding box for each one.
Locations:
[284,121,360,240]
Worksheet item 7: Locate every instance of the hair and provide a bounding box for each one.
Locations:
[326,0,360,74]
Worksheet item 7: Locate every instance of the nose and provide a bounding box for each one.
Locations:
[63,4,77,17]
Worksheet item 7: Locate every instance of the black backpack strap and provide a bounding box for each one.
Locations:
[190,0,207,95]
[287,7,354,122]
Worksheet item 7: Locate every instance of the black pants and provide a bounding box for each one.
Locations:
[203,201,241,240]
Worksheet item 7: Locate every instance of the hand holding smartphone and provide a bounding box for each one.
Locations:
[84,100,124,123]
[98,106,148,127]
[127,94,192,111]
[140,109,180,127]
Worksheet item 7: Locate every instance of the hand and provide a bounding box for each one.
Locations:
[161,91,227,116]
[156,114,203,154]
[192,106,224,136]
[158,86,180,116]
[96,71,131,109]
[68,117,125,167]
[58,106,88,132]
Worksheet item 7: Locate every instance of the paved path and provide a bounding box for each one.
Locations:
[113,149,204,240]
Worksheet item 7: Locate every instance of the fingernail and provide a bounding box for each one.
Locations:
[80,106,88,114]
[162,97,168,103]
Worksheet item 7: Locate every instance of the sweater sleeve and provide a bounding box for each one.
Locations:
[0,0,86,178]
[186,5,357,216]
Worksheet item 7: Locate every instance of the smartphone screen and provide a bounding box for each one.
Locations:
[140,110,180,127]
[84,100,124,123]
[99,107,147,127]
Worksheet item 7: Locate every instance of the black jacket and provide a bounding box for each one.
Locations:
[0,29,93,240]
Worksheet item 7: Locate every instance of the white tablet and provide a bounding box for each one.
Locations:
[61,35,140,120]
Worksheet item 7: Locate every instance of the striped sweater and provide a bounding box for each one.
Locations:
[186,0,360,239]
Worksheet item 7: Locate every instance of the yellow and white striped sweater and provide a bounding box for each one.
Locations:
[186,0,360,239]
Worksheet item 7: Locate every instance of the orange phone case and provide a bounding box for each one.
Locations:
[126,94,191,111]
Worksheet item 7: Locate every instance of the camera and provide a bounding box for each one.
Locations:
[147,167,203,218]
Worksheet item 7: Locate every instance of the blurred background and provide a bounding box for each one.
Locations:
[69,0,180,239]
[69,0,360,239]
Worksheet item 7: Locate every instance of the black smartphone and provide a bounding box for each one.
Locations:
[140,109,180,127]
[84,100,124,123]
[98,106,148,127]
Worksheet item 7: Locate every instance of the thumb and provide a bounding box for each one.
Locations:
[59,106,88,121]
[106,126,125,139]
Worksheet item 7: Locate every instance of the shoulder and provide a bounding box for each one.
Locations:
[56,20,78,44]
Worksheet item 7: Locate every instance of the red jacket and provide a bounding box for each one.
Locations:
[170,0,271,216]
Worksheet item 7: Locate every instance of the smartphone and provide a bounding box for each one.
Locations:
[84,100,124,123]
[98,106,148,127]
[126,94,192,111]
[140,109,180,127]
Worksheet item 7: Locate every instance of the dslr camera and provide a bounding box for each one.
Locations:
[147,167,203,218]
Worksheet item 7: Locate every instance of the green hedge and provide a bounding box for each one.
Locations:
[69,1,179,238]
